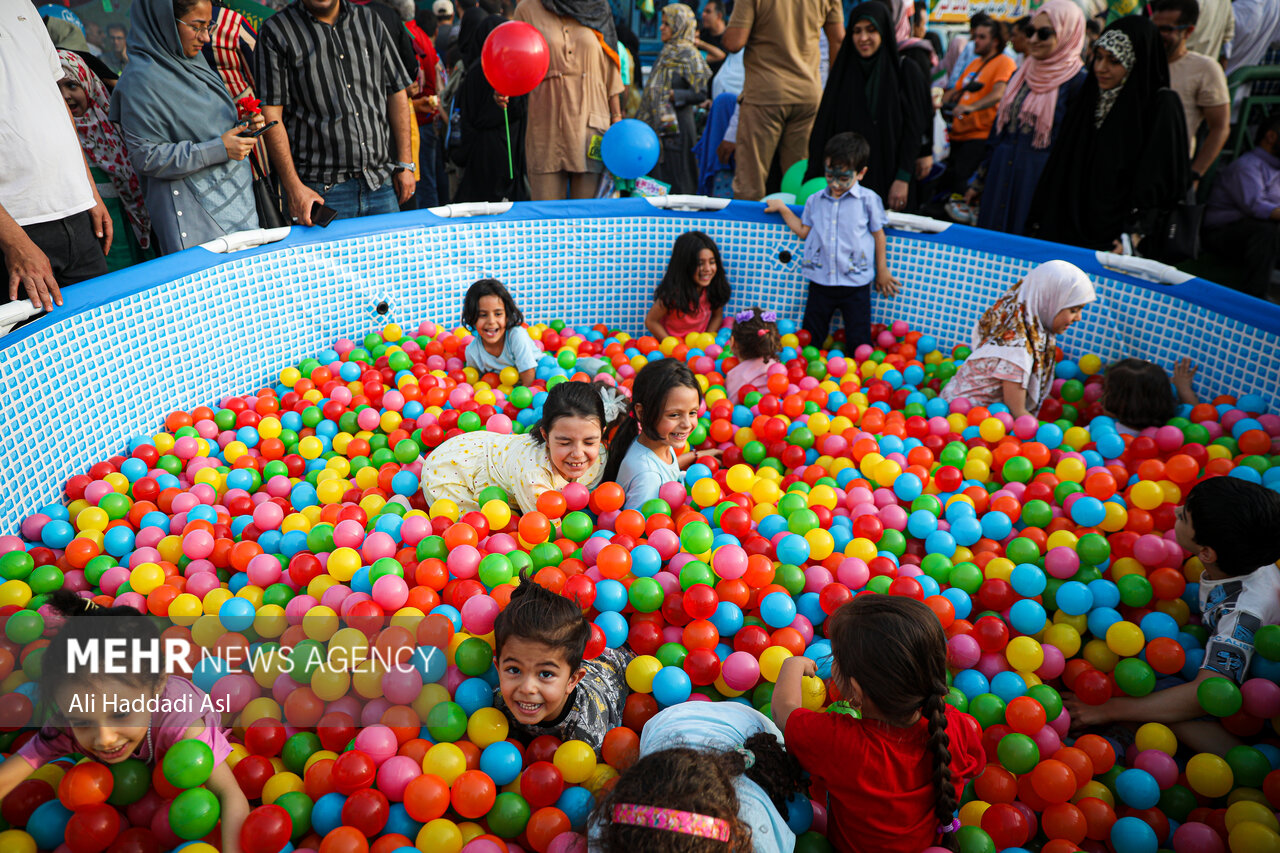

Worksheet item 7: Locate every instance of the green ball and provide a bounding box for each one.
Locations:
[787,509,820,536]
[275,791,313,839]
[968,693,1007,729]
[306,524,335,553]
[4,610,43,645]
[774,564,806,595]
[742,441,767,466]
[1002,457,1034,484]
[640,498,673,518]
[478,486,510,506]
[478,554,515,589]
[426,701,470,742]
[794,830,835,853]
[1159,784,1198,823]
[1197,676,1243,717]
[946,686,969,712]
[1117,574,1153,608]
[561,511,594,543]
[163,738,215,789]
[1005,537,1041,565]
[788,427,815,449]
[678,560,715,590]
[656,642,689,668]
[1025,684,1063,721]
[1020,500,1053,529]
[99,492,130,520]
[1226,745,1271,788]
[877,529,907,557]
[393,439,421,462]
[628,577,665,613]
[108,758,150,805]
[486,792,532,839]
[1060,379,1085,402]
[780,159,808,196]
[1113,658,1156,697]
[752,681,775,711]
[1255,624,1280,661]
[796,176,826,204]
[530,541,563,570]
[776,493,808,518]
[0,550,33,581]
[680,521,714,554]
[416,535,448,562]
[169,787,221,840]
[996,732,1040,774]
[865,575,892,594]
[955,825,996,853]
[949,562,984,595]
[509,386,533,407]
[689,424,709,446]
[454,637,493,677]
[291,639,325,683]
[1076,533,1111,567]
[282,732,322,775]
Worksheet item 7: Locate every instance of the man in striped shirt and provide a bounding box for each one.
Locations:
[256,0,415,224]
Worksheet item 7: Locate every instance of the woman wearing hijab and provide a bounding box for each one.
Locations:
[636,4,710,195]
[512,0,625,200]
[46,17,120,88]
[111,0,261,255]
[1027,17,1188,253]
[57,51,153,271]
[456,14,528,202]
[806,2,930,211]
[964,0,1086,236]
[942,260,1097,419]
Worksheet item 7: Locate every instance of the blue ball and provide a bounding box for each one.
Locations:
[942,587,972,621]
[218,597,255,632]
[775,534,810,565]
[652,665,693,706]
[760,591,797,628]
[384,803,420,840]
[991,670,1029,701]
[894,472,923,501]
[1070,496,1107,527]
[950,516,983,547]
[1009,599,1048,635]
[595,610,629,648]
[414,646,447,683]
[1116,768,1161,809]
[981,510,1013,541]
[601,119,660,179]
[784,791,814,834]
[454,677,494,715]
[557,785,596,829]
[710,601,744,637]
[392,470,419,496]
[953,668,990,699]
[1010,563,1047,597]
[1110,815,1158,853]
[907,509,938,538]
[480,741,523,786]
[1056,581,1094,616]
[27,801,72,852]
[1096,432,1126,459]
[594,578,629,612]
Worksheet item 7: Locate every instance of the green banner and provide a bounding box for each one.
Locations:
[223,0,276,32]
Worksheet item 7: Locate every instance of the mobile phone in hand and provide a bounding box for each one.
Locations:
[310,201,338,228]
[238,120,278,138]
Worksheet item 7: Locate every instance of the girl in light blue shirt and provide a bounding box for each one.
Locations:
[601,358,715,511]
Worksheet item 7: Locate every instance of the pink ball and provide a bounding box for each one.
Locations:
[948,634,981,669]
[1242,678,1280,719]
[1044,546,1080,580]
[1132,534,1168,568]
[400,515,430,545]
[447,545,481,579]
[1036,644,1066,680]
[562,482,590,510]
[721,651,760,691]
[382,667,424,705]
[546,833,586,853]
[182,530,215,560]
[357,408,381,430]
[372,575,410,610]
[185,571,221,600]
[461,594,500,635]
[658,481,687,509]
[486,414,513,434]
[463,842,507,853]
[1154,425,1184,452]
[333,519,366,548]
[1134,749,1179,789]
[252,501,284,531]
[376,755,422,802]
[878,505,909,531]
[1032,724,1061,757]
[711,545,748,580]
[1172,822,1225,853]
[648,528,680,559]
[361,531,397,562]
[382,390,405,412]
[353,725,399,766]
[247,553,283,587]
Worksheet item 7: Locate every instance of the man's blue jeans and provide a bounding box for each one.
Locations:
[305,177,399,220]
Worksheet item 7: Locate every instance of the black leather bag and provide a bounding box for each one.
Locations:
[1146,185,1204,263]
[251,158,288,229]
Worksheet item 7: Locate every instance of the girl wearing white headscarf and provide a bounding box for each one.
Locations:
[941,260,1097,418]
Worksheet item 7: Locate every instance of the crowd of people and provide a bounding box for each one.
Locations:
[3,0,1280,311]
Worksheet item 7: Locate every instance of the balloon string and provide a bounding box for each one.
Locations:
[503,105,513,182]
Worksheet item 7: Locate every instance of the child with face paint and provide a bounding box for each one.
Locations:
[766,132,900,352]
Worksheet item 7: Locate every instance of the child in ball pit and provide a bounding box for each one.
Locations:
[589,701,809,853]
[462,278,542,387]
[724,306,783,403]
[1099,357,1200,435]
[941,259,1097,420]
[773,594,985,853]
[601,358,720,512]
[645,231,732,340]
[415,380,612,515]
[0,591,249,853]
[1064,477,1280,756]
[492,570,634,755]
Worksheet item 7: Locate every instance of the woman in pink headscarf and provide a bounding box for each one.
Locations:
[962,0,1086,236]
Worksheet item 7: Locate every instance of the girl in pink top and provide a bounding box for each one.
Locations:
[645,231,731,340]
[0,592,249,853]
[725,307,783,402]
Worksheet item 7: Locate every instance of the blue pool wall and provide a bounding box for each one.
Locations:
[2,199,1277,527]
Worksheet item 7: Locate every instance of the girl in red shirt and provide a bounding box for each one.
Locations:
[773,595,986,853]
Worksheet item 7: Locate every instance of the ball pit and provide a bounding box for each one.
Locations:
[0,203,1278,853]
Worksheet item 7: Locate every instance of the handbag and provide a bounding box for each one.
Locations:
[1145,185,1204,263]
[250,156,288,229]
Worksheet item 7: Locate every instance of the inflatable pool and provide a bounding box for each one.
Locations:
[3,198,1275,527]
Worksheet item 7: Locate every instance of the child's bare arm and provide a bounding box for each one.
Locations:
[645,301,670,339]
[0,753,36,803]
[771,655,816,734]
[518,367,536,386]
[1173,358,1199,405]
[764,199,811,239]
[205,757,250,853]
[873,229,899,297]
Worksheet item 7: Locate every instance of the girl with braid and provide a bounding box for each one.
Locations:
[773,595,985,853]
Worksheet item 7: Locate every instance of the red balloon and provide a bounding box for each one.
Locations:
[481,21,550,97]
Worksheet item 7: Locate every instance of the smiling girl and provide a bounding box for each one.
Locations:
[462,279,542,387]
[940,260,1097,419]
[0,591,248,853]
[418,380,611,515]
[645,231,732,340]
[601,358,718,511]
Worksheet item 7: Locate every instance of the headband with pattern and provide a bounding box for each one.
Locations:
[612,804,732,842]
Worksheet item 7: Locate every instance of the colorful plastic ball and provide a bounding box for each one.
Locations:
[1197,676,1243,717]
[553,741,597,785]
[1186,753,1234,798]
[1110,816,1158,853]
[169,787,221,839]
[651,666,692,706]
[162,739,215,789]
[58,763,114,809]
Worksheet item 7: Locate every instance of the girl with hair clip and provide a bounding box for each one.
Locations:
[724,307,783,402]
[418,380,613,514]
[0,591,249,853]
[600,358,719,512]
[646,231,733,340]
[773,595,986,853]
[590,701,808,852]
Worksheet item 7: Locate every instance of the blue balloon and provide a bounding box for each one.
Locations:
[601,119,660,179]
[652,665,693,706]
[480,741,523,786]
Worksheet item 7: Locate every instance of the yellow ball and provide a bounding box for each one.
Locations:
[1006,636,1045,672]
[1227,802,1280,834]
[168,593,203,627]
[466,707,509,748]
[1134,722,1177,756]
[262,772,305,804]
[328,547,362,582]
[726,464,756,494]
[423,743,468,785]
[626,655,662,693]
[801,675,827,710]
[750,478,780,505]
[298,436,324,460]
[417,819,463,853]
[553,739,598,784]
[979,417,1007,443]
[311,666,351,702]
[1043,623,1082,658]
[1187,752,1235,798]
[1229,822,1280,853]
[429,498,460,522]
[383,323,403,342]
[279,367,301,387]
[959,800,990,827]
[873,458,902,486]
[1078,354,1102,375]
[759,646,793,682]
[692,478,723,508]
[808,485,837,510]
[303,605,341,641]
[1105,620,1145,657]
[1074,780,1115,807]
[481,499,511,532]
[804,528,834,561]
[0,831,35,853]
[1083,638,1120,673]
[130,562,165,596]
[499,366,520,387]
[1130,479,1164,511]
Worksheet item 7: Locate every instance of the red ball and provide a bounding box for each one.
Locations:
[342,788,390,836]
[519,762,564,809]
[332,750,378,795]
[66,803,121,853]
[244,718,287,756]
[240,805,293,853]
